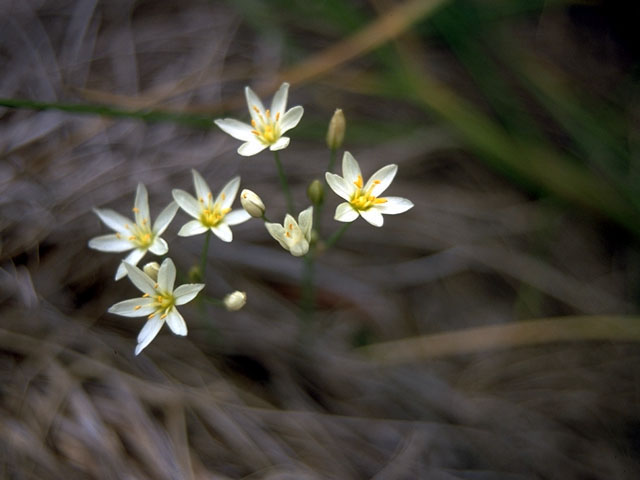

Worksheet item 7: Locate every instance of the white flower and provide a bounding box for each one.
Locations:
[108,258,204,355]
[89,183,178,280]
[172,170,251,242]
[223,291,247,311]
[214,82,304,156]
[325,152,414,227]
[265,206,313,257]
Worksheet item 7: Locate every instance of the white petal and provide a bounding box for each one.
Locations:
[178,220,208,237]
[269,137,290,151]
[265,222,288,250]
[165,308,187,336]
[192,169,211,203]
[365,164,397,197]
[123,261,156,295]
[325,172,353,201]
[174,284,205,305]
[342,152,362,184]
[279,106,303,133]
[298,206,313,240]
[214,118,255,141]
[135,316,164,355]
[88,234,133,252]
[225,209,251,226]
[172,189,201,219]
[245,86,266,123]
[238,140,268,156]
[360,208,384,227]
[270,82,289,116]
[334,202,359,222]
[377,197,414,215]
[158,258,176,292]
[217,176,240,209]
[153,201,178,235]
[148,237,168,255]
[289,239,309,257]
[108,297,155,317]
[134,183,150,226]
[116,249,147,281]
[211,223,232,242]
[94,208,132,234]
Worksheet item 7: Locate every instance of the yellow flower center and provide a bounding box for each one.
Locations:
[121,210,154,248]
[250,107,281,145]
[199,193,230,227]
[135,290,176,319]
[349,175,387,211]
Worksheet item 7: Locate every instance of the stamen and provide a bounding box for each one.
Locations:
[142,293,150,298]
[374,198,388,204]
[208,193,212,200]
[275,112,280,121]
[265,109,270,118]
[251,119,257,127]
[148,313,155,319]
[154,283,159,289]
[134,305,141,310]
[373,180,381,185]
[128,235,136,241]
[285,232,291,238]
[251,130,260,136]
[132,207,140,213]
[160,313,168,319]
[141,219,147,224]
[115,233,121,239]
[354,175,363,189]
[221,193,226,200]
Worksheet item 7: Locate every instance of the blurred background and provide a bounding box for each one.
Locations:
[2,0,640,478]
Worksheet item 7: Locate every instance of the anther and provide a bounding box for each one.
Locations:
[132,207,139,213]
[265,109,270,118]
[142,293,150,298]
[148,313,155,319]
[275,112,280,121]
[134,306,141,310]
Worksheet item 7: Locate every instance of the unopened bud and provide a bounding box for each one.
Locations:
[143,262,160,281]
[240,189,265,218]
[188,265,203,283]
[326,108,345,150]
[223,291,247,311]
[307,179,324,205]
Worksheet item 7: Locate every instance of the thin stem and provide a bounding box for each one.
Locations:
[273,150,295,214]
[325,222,351,249]
[327,147,338,173]
[0,97,214,128]
[200,230,211,280]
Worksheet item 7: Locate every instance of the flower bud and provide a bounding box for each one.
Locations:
[306,179,324,206]
[326,108,345,150]
[143,262,160,281]
[240,189,266,218]
[223,291,247,311]
[188,265,203,283]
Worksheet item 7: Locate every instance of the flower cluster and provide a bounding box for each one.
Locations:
[89,171,250,355]
[90,82,413,356]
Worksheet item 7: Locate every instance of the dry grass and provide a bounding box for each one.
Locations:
[1,0,639,478]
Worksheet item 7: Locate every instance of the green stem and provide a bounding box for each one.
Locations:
[200,230,211,280]
[0,97,214,128]
[325,223,351,249]
[273,150,295,214]
[327,147,338,173]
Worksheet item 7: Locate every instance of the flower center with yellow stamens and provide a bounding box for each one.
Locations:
[125,213,155,249]
[199,199,231,228]
[145,291,176,319]
[250,107,281,145]
[349,175,388,211]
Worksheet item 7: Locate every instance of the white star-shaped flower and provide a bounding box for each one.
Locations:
[89,183,178,280]
[108,258,204,355]
[214,82,304,156]
[265,206,313,257]
[325,152,414,227]
[172,170,251,242]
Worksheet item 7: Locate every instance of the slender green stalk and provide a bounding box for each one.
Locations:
[273,150,295,214]
[325,222,351,249]
[199,230,211,280]
[0,97,214,128]
[327,147,338,173]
